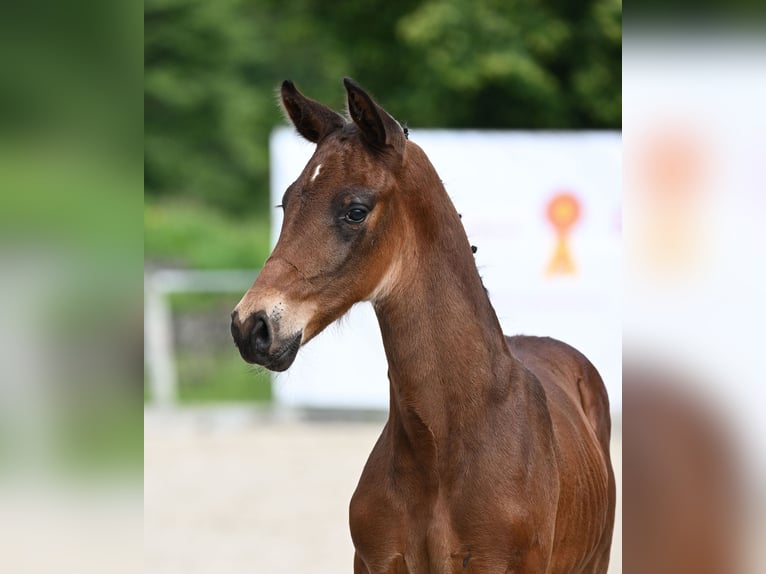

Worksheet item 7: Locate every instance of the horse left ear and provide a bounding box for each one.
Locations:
[344,77,406,156]
[281,80,346,143]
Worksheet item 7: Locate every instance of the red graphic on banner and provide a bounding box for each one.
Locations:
[636,126,707,275]
[546,192,581,276]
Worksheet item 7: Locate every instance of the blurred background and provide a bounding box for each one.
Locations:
[5,0,765,572]
[0,1,143,573]
[622,19,766,574]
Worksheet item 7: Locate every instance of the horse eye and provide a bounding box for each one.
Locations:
[344,207,368,223]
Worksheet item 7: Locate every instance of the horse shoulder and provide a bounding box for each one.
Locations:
[350,426,411,572]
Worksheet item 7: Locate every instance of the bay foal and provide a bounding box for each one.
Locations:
[231,79,615,573]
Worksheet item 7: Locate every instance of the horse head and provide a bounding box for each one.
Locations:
[231,78,420,371]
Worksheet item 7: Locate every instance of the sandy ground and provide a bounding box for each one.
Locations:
[145,407,622,573]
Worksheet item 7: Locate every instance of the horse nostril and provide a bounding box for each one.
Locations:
[252,314,272,354]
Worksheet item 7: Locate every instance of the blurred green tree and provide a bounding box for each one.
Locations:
[145,0,620,215]
[396,0,621,127]
[145,0,272,213]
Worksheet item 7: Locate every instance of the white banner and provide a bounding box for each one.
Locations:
[270,128,622,412]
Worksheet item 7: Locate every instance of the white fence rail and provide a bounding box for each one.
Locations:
[144,269,258,406]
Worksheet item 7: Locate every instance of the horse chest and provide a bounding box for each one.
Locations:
[350,458,541,573]
[349,486,470,574]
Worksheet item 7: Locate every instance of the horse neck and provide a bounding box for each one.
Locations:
[373,163,520,462]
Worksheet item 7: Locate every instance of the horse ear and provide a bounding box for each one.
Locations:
[343,77,406,156]
[280,80,345,143]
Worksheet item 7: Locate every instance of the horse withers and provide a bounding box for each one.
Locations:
[231,78,615,573]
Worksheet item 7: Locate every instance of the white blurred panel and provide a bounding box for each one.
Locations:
[623,36,766,485]
[270,129,622,412]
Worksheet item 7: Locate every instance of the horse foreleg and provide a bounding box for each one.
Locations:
[354,552,410,573]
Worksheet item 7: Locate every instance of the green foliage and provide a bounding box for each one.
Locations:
[145,0,277,214]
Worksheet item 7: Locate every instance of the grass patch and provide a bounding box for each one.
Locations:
[55,396,144,474]
[168,291,244,313]
[145,198,271,269]
[176,351,272,403]
[145,352,271,404]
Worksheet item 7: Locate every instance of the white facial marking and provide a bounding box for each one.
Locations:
[310,164,322,182]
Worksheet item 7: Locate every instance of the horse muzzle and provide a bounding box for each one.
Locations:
[230,309,302,372]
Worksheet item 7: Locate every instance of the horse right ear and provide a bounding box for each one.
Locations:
[344,77,406,156]
[280,80,346,143]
